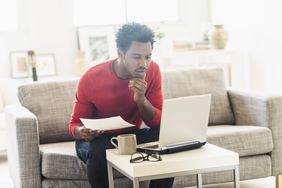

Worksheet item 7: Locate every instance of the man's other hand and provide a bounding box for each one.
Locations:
[128,77,147,105]
[75,126,104,141]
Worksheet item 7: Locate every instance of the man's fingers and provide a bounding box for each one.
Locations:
[92,129,103,135]
[142,73,146,79]
[129,78,146,87]
[128,80,135,88]
[133,81,147,90]
[80,132,90,137]
[80,128,92,133]
[129,80,147,91]
[134,78,146,85]
[84,130,104,141]
[130,80,147,93]
[80,129,102,138]
[130,85,143,93]
[91,132,100,138]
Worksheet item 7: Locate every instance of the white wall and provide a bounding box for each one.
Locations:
[0,0,77,78]
[157,0,208,42]
[262,1,282,93]
[211,0,282,93]
[6,0,282,93]
[0,0,208,79]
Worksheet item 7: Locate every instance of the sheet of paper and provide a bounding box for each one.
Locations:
[80,116,135,131]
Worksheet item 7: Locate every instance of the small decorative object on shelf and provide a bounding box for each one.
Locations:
[201,22,212,47]
[74,50,88,76]
[155,28,165,42]
[27,50,38,81]
[0,94,3,112]
[210,25,228,49]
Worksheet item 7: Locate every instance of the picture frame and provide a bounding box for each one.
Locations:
[36,54,56,76]
[9,51,56,78]
[9,51,29,78]
[77,26,117,65]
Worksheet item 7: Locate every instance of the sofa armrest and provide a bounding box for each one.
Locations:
[228,89,282,175]
[5,105,41,188]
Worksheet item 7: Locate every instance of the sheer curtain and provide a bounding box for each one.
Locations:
[72,0,178,26]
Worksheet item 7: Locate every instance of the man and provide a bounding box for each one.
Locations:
[70,22,174,188]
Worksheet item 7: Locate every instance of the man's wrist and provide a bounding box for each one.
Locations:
[74,126,83,139]
[135,97,146,107]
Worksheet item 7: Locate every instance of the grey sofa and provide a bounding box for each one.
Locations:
[5,67,282,188]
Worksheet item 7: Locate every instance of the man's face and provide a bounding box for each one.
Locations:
[120,41,152,78]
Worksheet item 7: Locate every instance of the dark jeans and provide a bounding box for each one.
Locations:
[76,127,174,188]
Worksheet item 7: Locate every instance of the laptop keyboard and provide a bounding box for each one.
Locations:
[144,144,159,149]
[139,142,160,149]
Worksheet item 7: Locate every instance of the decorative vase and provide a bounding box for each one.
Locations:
[210,25,228,49]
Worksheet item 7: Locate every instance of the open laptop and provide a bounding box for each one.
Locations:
[137,94,211,154]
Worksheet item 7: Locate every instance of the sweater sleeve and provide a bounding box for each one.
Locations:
[69,73,94,137]
[143,63,163,127]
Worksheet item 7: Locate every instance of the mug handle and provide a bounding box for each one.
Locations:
[110,137,118,148]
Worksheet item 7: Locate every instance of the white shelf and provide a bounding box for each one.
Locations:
[0,113,4,129]
[155,49,248,88]
[0,113,7,151]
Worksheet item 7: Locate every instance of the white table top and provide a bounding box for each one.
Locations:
[106,143,239,178]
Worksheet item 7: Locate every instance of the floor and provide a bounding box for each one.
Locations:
[0,153,13,188]
[0,152,276,188]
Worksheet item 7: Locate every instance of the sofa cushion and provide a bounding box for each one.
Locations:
[162,68,234,125]
[40,142,86,180]
[207,125,273,157]
[40,142,124,180]
[40,125,273,180]
[18,79,78,143]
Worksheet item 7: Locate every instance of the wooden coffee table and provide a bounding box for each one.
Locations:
[106,143,240,188]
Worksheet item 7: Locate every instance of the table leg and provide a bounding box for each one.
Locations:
[133,178,140,188]
[233,165,240,188]
[197,173,203,188]
[107,162,114,188]
[276,175,282,188]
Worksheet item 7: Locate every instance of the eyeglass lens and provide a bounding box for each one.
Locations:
[130,152,162,163]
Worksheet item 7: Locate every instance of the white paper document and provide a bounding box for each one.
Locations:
[80,116,135,131]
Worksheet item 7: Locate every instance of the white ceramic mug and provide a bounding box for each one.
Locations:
[110,134,137,155]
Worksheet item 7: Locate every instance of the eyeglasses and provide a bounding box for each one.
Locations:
[130,152,162,163]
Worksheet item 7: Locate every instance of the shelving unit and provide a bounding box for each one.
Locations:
[154,49,249,88]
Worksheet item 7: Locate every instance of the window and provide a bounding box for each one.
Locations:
[73,0,126,26]
[0,0,18,31]
[126,0,178,23]
[72,0,178,26]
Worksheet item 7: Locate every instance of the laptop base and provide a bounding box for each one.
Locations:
[137,141,206,155]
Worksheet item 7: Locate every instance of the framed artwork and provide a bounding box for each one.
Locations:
[10,51,29,78]
[77,26,117,65]
[10,51,56,78]
[36,54,56,76]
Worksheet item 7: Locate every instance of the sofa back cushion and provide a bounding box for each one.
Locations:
[18,79,78,144]
[162,68,234,125]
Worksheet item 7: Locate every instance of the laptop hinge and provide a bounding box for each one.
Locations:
[166,141,201,148]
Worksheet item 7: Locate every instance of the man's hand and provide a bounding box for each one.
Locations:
[128,77,147,105]
[74,126,104,141]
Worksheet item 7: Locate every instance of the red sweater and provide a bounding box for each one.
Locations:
[69,59,163,137]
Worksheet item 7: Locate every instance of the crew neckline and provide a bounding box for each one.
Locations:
[110,59,130,81]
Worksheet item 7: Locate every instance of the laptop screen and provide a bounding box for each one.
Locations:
[158,94,211,147]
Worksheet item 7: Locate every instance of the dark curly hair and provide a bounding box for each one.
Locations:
[116,22,155,53]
